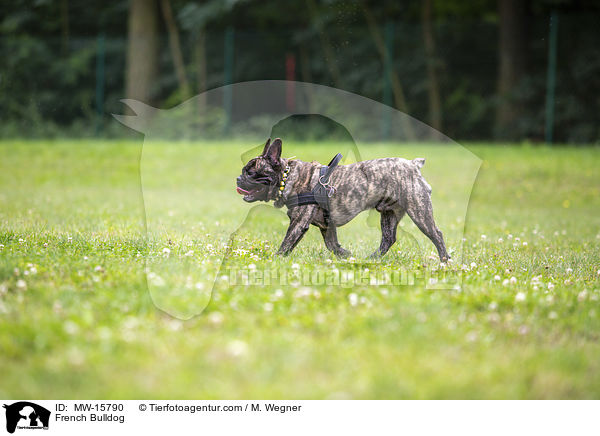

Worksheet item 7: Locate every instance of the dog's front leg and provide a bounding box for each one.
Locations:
[276,205,317,256]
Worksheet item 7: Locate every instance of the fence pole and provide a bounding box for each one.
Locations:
[223,26,234,134]
[95,33,105,136]
[382,21,394,139]
[545,11,558,144]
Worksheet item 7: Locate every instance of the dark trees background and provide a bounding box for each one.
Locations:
[0,0,598,143]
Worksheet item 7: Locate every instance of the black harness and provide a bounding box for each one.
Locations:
[285,153,343,214]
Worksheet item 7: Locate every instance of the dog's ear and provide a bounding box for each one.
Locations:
[265,138,282,164]
[261,138,272,156]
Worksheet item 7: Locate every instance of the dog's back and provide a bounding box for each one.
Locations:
[326,157,431,225]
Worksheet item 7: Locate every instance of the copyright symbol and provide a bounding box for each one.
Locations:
[139,404,147,411]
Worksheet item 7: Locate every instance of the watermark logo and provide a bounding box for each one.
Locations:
[114,80,481,319]
[3,402,50,434]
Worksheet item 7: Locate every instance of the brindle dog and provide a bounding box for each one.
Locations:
[236,138,450,261]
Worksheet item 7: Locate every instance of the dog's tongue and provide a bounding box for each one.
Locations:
[237,187,250,195]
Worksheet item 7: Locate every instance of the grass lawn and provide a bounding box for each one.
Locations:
[0,139,599,399]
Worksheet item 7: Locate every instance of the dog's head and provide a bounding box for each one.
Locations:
[236,138,283,203]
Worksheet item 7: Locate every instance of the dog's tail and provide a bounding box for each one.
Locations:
[412,158,425,169]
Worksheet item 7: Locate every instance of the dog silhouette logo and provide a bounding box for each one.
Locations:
[3,402,50,433]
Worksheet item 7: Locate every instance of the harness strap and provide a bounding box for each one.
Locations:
[285,153,342,214]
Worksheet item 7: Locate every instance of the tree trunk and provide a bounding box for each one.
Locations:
[194,30,207,114]
[360,1,416,140]
[496,0,529,139]
[160,0,191,100]
[125,0,159,107]
[422,0,442,133]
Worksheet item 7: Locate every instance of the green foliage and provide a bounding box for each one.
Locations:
[0,140,599,398]
[1,0,599,141]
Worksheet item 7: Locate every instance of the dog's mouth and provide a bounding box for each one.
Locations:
[236,185,267,202]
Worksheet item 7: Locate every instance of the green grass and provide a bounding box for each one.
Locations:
[1,139,599,399]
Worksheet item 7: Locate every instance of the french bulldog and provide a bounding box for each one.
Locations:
[236,138,449,261]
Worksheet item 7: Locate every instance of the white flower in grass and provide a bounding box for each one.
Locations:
[294,287,312,298]
[577,290,588,302]
[94,265,104,273]
[502,279,509,287]
[43,242,48,248]
[510,277,517,285]
[0,244,4,250]
[16,279,27,291]
[227,340,248,358]
[547,282,555,290]
[522,242,528,247]
[208,312,224,325]
[470,262,477,269]
[498,237,503,243]
[184,250,194,257]
[272,289,284,300]
[566,267,573,274]
[263,302,274,312]
[481,234,487,240]
[466,331,478,342]
[67,236,73,242]
[167,319,183,331]
[291,263,300,270]
[63,320,79,335]
[508,234,513,239]
[162,247,171,256]
[147,272,165,287]
[18,238,24,243]
[494,275,501,281]
[548,311,558,320]
[515,292,526,302]
[488,301,498,310]
[348,293,358,306]
[515,237,520,242]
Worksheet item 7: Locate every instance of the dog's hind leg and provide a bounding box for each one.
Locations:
[370,209,403,258]
[406,196,449,262]
[320,226,351,258]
